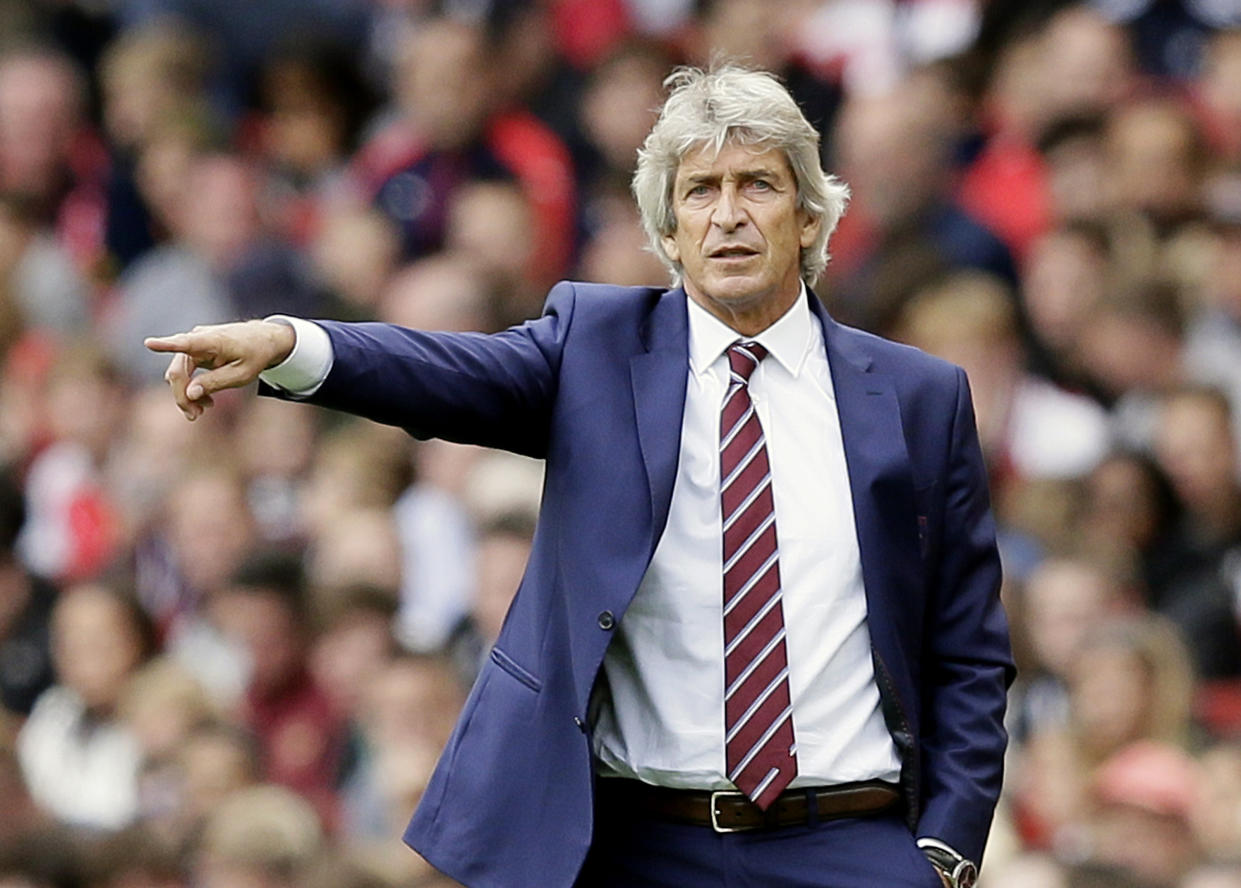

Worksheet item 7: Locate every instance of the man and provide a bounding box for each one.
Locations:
[148,66,1012,888]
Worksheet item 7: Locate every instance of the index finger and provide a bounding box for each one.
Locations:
[144,333,194,354]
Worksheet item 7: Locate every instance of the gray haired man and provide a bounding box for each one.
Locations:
[148,65,1012,888]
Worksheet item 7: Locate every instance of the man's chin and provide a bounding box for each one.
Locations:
[696,277,770,307]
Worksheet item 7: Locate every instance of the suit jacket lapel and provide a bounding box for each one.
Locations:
[810,295,919,664]
[630,287,690,558]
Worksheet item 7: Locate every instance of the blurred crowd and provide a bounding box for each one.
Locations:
[1,0,1240,886]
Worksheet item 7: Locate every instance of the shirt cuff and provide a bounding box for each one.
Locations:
[258,316,334,397]
[915,838,963,856]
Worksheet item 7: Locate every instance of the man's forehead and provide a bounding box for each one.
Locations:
[673,142,793,180]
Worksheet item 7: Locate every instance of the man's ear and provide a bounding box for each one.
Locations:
[799,210,821,250]
[662,233,680,264]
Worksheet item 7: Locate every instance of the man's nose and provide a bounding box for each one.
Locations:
[711,185,746,230]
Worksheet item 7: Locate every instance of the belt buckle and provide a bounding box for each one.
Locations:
[709,790,756,834]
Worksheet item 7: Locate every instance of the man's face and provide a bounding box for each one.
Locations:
[663,142,818,330]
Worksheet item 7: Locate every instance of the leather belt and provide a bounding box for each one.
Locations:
[595,778,902,834]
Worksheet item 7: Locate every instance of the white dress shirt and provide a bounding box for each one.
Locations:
[259,295,902,790]
[591,292,900,789]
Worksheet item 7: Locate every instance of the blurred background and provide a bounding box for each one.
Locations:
[0,0,1240,886]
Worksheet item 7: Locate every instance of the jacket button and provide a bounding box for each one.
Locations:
[597,610,615,630]
[573,716,586,732]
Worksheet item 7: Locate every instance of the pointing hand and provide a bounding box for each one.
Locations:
[144,320,296,420]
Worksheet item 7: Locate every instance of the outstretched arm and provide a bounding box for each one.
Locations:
[145,320,296,420]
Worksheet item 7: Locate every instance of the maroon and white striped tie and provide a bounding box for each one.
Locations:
[720,341,798,810]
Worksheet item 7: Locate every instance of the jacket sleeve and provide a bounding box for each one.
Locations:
[915,366,1014,863]
[262,281,578,459]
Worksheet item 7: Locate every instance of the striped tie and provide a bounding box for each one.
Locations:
[720,341,798,810]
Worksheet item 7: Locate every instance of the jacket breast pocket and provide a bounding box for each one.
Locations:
[489,646,543,693]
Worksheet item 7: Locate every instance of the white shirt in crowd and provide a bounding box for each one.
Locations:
[18,686,142,830]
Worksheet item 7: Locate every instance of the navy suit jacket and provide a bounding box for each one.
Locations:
[288,281,1013,888]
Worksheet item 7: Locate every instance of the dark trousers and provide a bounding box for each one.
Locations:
[574,802,944,888]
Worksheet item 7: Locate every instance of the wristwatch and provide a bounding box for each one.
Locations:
[916,838,978,888]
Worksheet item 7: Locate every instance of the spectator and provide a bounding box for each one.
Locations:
[443,182,540,324]
[234,396,318,546]
[1021,221,1114,392]
[1079,451,1202,606]
[172,721,260,844]
[1149,386,1241,678]
[0,466,56,717]
[376,252,498,335]
[340,653,462,845]
[145,464,255,642]
[103,381,209,533]
[1077,279,1188,448]
[693,0,839,137]
[447,510,535,686]
[1038,114,1111,229]
[252,35,378,248]
[958,5,1137,261]
[1155,387,1241,556]
[0,192,89,339]
[896,270,1111,488]
[573,40,670,219]
[830,78,1017,331]
[308,584,398,722]
[227,552,345,826]
[97,23,213,272]
[0,44,106,271]
[1039,6,1137,121]
[1090,741,1203,887]
[192,784,322,888]
[106,152,320,381]
[390,438,477,654]
[308,205,400,321]
[16,344,124,583]
[118,657,215,832]
[300,420,410,545]
[354,15,575,282]
[1066,616,1195,768]
[103,383,212,565]
[18,583,156,830]
[1010,553,1137,742]
[1105,97,1209,238]
[306,506,403,609]
[575,187,667,287]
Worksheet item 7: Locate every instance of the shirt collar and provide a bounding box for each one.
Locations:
[687,282,814,378]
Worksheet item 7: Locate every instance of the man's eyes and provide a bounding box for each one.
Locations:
[682,179,774,198]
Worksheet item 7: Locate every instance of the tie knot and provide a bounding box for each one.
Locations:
[727,342,768,384]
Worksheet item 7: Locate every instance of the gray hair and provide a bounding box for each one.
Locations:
[631,64,850,287]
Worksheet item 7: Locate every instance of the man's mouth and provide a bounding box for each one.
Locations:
[709,246,759,258]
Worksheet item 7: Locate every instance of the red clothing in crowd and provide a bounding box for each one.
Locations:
[242,667,345,829]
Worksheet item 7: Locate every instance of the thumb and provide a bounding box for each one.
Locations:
[186,361,257,399]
